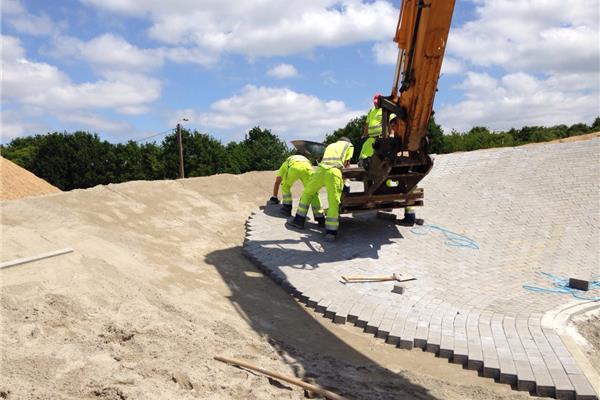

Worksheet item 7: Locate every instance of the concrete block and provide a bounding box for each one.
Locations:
[366,305,387,334]
[413,319,429,345]
[392,285,405,294]
[483,357,500,379]
[568,374,598,400]
[315,297,332,314]
[568,277,589,291]
[467,358,484,372]
[356,303,376,329]
[376,312,397,339]
[347,300,367,324]
[439,335,454,359]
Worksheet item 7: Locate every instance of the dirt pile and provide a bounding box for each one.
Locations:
[0,156,60,200]
[0,170,544,400]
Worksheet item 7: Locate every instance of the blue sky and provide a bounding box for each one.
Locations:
[2,0,598,145]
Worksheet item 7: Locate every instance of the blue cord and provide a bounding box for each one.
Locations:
[410,224,479,249]
[523,272,600,301]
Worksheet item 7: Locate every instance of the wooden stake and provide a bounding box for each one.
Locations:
[214,356,348,400]
[0,248,74,270]
[177,123,185,179]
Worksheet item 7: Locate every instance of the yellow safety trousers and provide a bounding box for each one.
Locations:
[359,137,378,159]
[282,162,323,217]
[296,166,343,232]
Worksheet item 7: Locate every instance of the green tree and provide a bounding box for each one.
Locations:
[140,142,166,180]
[223,141,248,174]
[239,126,290,172]
[184,130,228,176]
[112,141,145,182]
[567,122,590,136]
[0,135,42,169]
[29,132,115,190]
[426,116,444,154]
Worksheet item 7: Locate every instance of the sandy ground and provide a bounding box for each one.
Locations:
[0,166,551,400]
[575,310,600,374]
[0,156,61,200]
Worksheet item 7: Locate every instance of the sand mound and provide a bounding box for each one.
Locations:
[0,156,60,200]
[0,168,545,400]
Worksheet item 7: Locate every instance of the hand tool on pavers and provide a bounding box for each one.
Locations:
[341,273,415,283]
[215,356,348,400]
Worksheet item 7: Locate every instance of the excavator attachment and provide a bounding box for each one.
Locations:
[293,0,455,214]
[290,140,326,163]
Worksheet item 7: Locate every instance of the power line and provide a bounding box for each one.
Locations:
[132,128,174,143]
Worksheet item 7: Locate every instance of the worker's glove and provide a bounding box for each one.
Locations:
[268,196,280,205]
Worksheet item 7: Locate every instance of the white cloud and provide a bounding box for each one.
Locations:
[267,64,299,79]
[2,0,57,36]
[434,0,600,131]
[437,71,599,132]
[447,0,599,74]
[178,85,362,141]
[372,41,397,65]
[2,39,161,113]
[373,40,463,74]
[81,0,399,59]
[49,34,163,73]
[440,57,463,75]
[1,35,161,136]
[57,112,133,133]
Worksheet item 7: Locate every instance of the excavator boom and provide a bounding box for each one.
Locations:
[343,0,455,213]
[293,0,455,213]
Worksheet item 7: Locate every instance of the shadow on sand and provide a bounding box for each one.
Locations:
[205,209,440,400]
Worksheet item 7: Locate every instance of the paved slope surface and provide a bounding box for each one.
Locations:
[244,138,600,399]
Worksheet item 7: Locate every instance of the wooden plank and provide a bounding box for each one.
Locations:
[0,248,74,269]
[214,356,348,400]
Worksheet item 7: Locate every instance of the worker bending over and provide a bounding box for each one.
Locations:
[269,155,325,224]
[287,137,354,240]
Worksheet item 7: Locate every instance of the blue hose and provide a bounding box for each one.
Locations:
[523,272,600,301]
[410,224,479,249]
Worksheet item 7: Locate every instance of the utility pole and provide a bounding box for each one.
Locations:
[176,123,185,179]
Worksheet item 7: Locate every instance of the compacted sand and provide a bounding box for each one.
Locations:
[1,145,598,399]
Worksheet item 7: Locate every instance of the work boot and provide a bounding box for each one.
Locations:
[280,204,292,216]
[324,230,337,241]
[397,213,416,226]
[286,215,306,229]
[315,216,325,227]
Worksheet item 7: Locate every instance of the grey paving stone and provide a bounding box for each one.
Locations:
[376,308,398,339]
[366,304,388,335]
[243,138,600,400]
[356,303,377,329]
[568,374,598,400]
